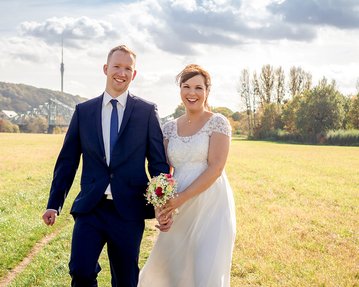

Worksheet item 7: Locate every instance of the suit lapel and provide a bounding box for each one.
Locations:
[118,93,136,139]
[95,94,106,157]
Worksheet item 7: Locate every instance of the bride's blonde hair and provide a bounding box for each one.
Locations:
[176,64,211,111]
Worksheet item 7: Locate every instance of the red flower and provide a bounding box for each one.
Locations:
[165,174,172,179]
[155,187,164,197]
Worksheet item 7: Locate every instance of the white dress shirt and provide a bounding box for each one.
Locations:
[102,90,128,199]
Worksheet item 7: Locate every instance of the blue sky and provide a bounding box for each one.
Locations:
[0,0,358,116]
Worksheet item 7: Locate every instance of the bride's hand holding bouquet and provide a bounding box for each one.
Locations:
[145,173,178,231]
[160,192,184,220]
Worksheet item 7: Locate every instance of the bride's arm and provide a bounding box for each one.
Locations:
[162,132,230,216]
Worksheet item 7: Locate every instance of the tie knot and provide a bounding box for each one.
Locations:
[110,99,118,108]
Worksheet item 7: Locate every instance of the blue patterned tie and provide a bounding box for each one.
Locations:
[110,99,118,157]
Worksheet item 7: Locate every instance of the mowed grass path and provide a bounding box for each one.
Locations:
[0,133,358,286]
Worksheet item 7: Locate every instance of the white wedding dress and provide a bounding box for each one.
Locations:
[138,113,236,287]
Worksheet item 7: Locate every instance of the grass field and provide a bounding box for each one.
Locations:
[0,133,358,286]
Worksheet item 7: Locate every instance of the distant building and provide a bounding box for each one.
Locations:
[1,110,18,119]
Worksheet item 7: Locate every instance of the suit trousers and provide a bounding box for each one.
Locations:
[69,197,145,287]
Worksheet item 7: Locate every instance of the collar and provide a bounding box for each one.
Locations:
[103,90,128,107]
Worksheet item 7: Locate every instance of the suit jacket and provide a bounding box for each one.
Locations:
[47,93,169,220]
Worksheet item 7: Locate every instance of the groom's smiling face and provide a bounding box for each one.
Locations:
[103,50,137,97]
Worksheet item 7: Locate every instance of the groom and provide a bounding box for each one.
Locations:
[42,45,170,287]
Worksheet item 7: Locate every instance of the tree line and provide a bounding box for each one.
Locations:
[237,65,359,145]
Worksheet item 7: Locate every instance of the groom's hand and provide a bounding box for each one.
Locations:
[156,218,173,232]
[155,208,173,232]
[42,209,57,226]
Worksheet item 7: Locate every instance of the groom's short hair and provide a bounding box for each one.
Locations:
[107,45,137,64]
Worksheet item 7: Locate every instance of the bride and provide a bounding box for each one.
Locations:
[138,64,236,287]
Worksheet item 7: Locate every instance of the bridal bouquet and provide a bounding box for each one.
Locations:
[145,173,177,207]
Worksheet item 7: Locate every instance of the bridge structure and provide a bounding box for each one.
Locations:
[12,98,75,133]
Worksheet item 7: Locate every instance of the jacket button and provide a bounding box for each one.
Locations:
[110,173,114,179]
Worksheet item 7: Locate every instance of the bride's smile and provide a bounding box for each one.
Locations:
[180,74,208,111]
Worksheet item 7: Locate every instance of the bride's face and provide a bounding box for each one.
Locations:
[180,74,208,112]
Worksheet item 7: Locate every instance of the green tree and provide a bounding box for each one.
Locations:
[228,117,241,135]
[348,94,359,129]
[0,118,20,133]
[172,103,185,118]
[231,111,241,121]
[296,78,345,141]
[254,103,282,139]
[212,107,233,118]
[238,69,253,136]
[251,72,260,129]
[281,95,301,134]
[274,66,285,105]
[23,116,49,133]
[342,95,352,129]
[259,64,274,105]
[288,66,312,98]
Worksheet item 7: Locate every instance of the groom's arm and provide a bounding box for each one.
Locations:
[46,105,82,215]
[146,104,170,177]
[143,104,170,220]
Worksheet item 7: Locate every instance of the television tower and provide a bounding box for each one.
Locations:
[60,36,64,93]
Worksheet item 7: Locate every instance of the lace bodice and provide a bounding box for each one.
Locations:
[162,113,231,174]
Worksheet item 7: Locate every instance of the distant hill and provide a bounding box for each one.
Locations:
[0,81,87,113]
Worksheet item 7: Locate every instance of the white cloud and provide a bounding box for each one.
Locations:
[19,16,119,48]
[170,0,197,11]
[268,0,359,29]
[0,37,55,63]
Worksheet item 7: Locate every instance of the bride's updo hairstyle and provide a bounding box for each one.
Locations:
[176,64,211,111]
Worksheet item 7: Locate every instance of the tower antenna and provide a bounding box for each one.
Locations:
[60,34,64,93]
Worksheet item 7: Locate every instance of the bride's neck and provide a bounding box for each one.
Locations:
[185,110,207,124]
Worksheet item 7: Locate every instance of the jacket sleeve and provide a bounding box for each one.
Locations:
[144,104,170,219]
[146,104,170,178]
[46,105,82,214]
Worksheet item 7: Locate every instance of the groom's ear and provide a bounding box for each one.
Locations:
[103,64,108,75]
[132,70,137,80]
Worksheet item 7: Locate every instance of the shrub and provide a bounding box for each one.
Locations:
[252,128,302,142]
[325,129,359,146]
[0,118,20,133]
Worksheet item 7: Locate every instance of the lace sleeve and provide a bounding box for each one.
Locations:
[208,113,232,137]
[162,121,175,140]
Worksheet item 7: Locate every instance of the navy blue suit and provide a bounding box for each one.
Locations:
[47,93,169,286]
